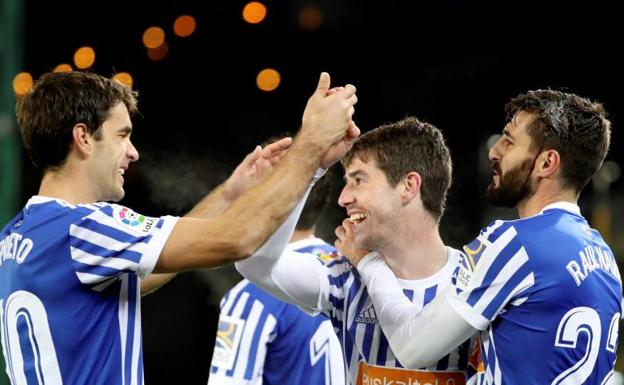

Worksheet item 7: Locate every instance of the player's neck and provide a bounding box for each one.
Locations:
[381,215,448,280]
[289,228,316,243]
[38,166,98,204]
[516,182,578,218]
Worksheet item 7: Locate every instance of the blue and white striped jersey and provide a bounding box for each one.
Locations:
[0,196,177,385]
[209,238,345,385]
[321,246,477,384]
[449,202,622,385]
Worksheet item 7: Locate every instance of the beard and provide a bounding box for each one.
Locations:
[486,157,534,208]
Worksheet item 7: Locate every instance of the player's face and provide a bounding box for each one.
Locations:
[487,111,539,208]
[89,102,139,202]
[338,157,403,250]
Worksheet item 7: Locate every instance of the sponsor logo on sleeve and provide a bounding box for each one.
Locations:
[314,250,340,265]
[211,315,245,370]
[113,206,157,234]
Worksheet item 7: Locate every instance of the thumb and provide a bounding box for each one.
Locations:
[315,72,331,96]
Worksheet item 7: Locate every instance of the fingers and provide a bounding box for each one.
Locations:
[335,224,346,240]
[262,137,292,156]
[266,149,288,166]
[346,121,360,141]
[242,145,262,166]
[326,86,344,96]
[315,72,331,96]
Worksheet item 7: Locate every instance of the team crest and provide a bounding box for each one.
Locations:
[113,206,157,234]
[212,315,245,370]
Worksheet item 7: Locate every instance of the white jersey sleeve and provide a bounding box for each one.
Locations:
[356,252,477,369]
[69,203,178,287]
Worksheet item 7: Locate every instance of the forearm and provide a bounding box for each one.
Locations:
[235,181,325,310]
[357,253,477,368]
[214,137,325,256]
[155,138,326,272]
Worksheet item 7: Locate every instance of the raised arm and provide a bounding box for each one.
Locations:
[154,73,358,273]
[141,138,292,295]
[234,169,334,311]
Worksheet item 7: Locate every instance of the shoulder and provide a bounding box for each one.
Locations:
[290,237,343,266]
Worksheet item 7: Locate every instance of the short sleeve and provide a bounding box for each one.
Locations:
[69,203,178,287]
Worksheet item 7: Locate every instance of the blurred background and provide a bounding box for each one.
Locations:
[1,0,622,383]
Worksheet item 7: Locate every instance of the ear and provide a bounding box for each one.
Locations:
[72,123,93,158]
[536,149,561,179]
[400,171,421,205]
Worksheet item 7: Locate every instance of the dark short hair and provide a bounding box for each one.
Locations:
[506,90,611,192]
[341,116,452,221]
[16,71,138,171]
[296,175,332,231]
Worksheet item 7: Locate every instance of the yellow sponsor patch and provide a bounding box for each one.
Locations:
[211,315,245,370]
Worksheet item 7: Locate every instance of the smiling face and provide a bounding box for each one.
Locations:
[338,157,403,250]
[486,110,540,208]
[88,102,139,202]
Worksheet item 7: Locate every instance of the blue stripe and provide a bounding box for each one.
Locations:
[457,339,470,369]
[226,295,256,377]
[402,289,414,301]
[226,289,247,317]
[482,262,531,319]
[124,276,137,385]
[296,244,336,254]
[73,260,129,277]
[486,336,496,381]
[361,320,375,361]
[482,222,512,244]
[467,234,523,307]
[328,270,352,289]
[424,285,437,305]
[329,294,343,312]
[244,307,269,380]
[71,237,143,264]
[344,276,362,364]
[376,333,389,365]
[436,354,450,370]
[327,256,350,268]
[76,218,154,245]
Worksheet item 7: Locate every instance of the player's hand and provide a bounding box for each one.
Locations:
[321,120,360,168]
[223,137,292,200]
[299,72,358,154]
[335,218,370,267]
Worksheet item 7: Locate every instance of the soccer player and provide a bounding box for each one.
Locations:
[343,90,621,385]
[236,117,481,384]
[208,176,345,385]
[0,71,358,384]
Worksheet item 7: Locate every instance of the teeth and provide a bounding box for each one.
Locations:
[118,169,125,175]
[349,213,366,223]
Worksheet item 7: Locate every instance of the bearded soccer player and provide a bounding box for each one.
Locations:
[343,90,621,385]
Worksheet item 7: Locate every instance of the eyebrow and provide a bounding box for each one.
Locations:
[503,127,514,139]
[343,170,366,182]
[118,126,133,135]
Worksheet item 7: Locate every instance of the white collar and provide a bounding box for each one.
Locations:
[539,201,581,215]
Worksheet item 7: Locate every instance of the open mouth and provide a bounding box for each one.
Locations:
[348,212,367,224]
